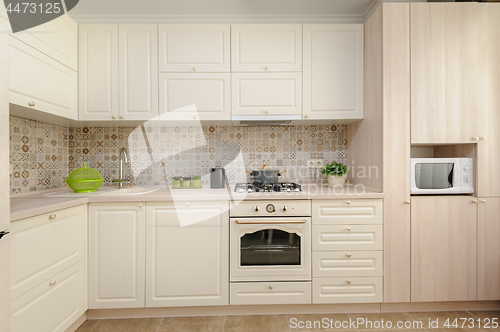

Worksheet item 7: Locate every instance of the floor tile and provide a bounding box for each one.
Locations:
[90,318,163,332]
[407,312,475,329]
[347,312,420,330]
[157,316,224,332]
[224,315,291,332]
[75,320,100,332]
[287,313,355,331]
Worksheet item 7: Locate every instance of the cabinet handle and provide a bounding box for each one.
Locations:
[28,102,35,107]
[268,285,273,290]
[193,115,197,120]
[472,200,478,204]
[472,137,479,141]
[119,115,124,119]
[347,253,352,258]
[254,206,260,212]
[112,115,116,120]
[265,110,269,114]
[185,202,189,207]
[49,280,57,286]
[48,214,56,220]
[346,201,351,205]
[347,227,351,232]
[192,66,197,71]
[480,199,486,203]
[405,201,411,205]
[480,137,486,140]
[265,66,269,71]
[346,280,352,285]
[304,114,309,119]
[139,204,142,208]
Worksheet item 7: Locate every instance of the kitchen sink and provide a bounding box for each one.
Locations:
[44,187,159,197]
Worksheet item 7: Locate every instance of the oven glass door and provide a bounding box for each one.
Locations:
[240,229,301,266]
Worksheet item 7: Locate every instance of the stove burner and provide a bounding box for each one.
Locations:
[234,182,302,193]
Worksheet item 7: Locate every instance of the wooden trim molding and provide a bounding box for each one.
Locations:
[64,313,86,332]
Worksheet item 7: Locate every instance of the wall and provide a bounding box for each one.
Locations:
[10,116,349,192]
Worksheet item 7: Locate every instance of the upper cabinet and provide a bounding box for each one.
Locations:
[159,24,230,72]
[79,24,159,121]
[231,24,302,72]
[410,3,479,144]
[303,24,363,120]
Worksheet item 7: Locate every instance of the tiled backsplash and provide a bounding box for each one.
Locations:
[10,116,348,192]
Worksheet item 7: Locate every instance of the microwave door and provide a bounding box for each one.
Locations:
[414,163,460,194]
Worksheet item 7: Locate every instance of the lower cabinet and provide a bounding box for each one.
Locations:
[312,277,382,304]
[146,201,229,307]
[88,202,146,309]
[230,282,311,305]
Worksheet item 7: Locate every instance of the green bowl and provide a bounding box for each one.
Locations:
[66,179,104,193]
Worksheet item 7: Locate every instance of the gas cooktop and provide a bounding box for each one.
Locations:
[234,182,302,193]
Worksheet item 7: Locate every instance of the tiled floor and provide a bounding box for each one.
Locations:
[75,311,500,332]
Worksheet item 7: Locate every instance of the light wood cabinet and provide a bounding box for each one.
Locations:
[477,198,500,300]
[410,3,479,144]
[8,36,78,120]
[159,24,230,72]
[230,24,302,72]
[88,203,146,309]
[159,73,230,120]
[146,201,229,307]
[303,24,363,120]
[411,196,477,302]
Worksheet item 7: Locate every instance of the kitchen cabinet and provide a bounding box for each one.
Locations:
[79,24,158,121]
[159,73,230,120]
[231,73,302,117]
[411,196,477,302]
[230,282,311,305]
[146,201,229,307]
[477,198,500,300]
[303,24,363,120]
[88,202,145,309]
[230,24,302,72]
[410,3,479,144]
[312,225,383,252]
[313,277,382,304]
[312,199,382,225]
[8,36,78,120]
[159,24,230,72]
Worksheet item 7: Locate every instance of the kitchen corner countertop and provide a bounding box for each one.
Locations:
[10,184,383,222]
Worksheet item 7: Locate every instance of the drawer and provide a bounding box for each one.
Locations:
[312,225,382,251]
[313,251,383,278]
[11,205,87,300]
[230,200,311,217]
[312,199,382,225]
[312,277,383,304]
[11,260,87,332]
[230,282,311,305]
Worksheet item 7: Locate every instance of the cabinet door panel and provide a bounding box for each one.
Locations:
[312,199,382,225]
[119,25,158,120]
[88,203,145,309]
[312,225,383,251]
[312,277,382,304]
[146,201,229,307]
[312,251,383,278]
[410,3,478,143]
[411,196,477,302]
[478,198,500,300]
[303,24,363,120]
[159,73,230,120]
[159,24,230,72]
[9,37,78,120]
[230,282,311,305]
[231,25,302,72]
[79,25,119,121]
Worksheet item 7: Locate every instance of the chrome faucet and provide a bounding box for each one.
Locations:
[112,147,130,189]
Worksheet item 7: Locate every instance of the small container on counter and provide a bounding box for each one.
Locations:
[210,166,226,189]
[182,177,192,188]
[192,176,201,188]
[172,176,182,188]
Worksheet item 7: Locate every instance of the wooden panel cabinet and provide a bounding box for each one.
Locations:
[159,73,230,120]
[88,203,145,309]
[313,251,382,278]
[312,199,382,225]
[303,24,363,120]
[312,225,383,251]
[231,25,302,72]
[230,282,311,305]
[477,198,500,300]
[410,3,479,144]
[411,196,477,302]
[146,201,229,307]
[312,277,382,304]
[159,24,230,72]
[8,36,78,120]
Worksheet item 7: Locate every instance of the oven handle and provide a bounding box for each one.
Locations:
[234,219,307,224]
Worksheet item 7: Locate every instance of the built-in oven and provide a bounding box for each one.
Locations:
[230,200,311,282]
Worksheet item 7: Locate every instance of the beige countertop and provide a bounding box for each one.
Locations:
[10,184,383,222]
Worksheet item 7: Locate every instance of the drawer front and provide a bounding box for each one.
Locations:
[230,282,311,305]
[313,251,383,278]
[312,225,382,251]
[312,277,383,304]
[11,260,87,332]
[312,199,382,225]
[230,200,311,217]
[11,205,86,300]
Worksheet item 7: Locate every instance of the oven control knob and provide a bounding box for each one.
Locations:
[463,175,471,183]
[254,206,260,212]
[282,206,287,212]
[266,204,276,213]
[463,165,471,173]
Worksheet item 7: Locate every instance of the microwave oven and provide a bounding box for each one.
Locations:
[411,158,474,195]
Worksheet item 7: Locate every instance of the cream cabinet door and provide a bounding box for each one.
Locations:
[303,24,363,120]
[313,277,382,304]
[312,251,383,278]
[8,36,78,120]
[231,25,302,72]
[159,24,230,72]
[79,25,119,121]
[411,196,477,302]
[312,199,382,225]
[230,282,311,305]
[312,225,383,251]
[477,198,500,300]
[231,73,302,117]
[410,3,479,144]
[159,73,230,120]
[88,203,145,309]
[146,201,229,307]
[10,15,78,70]
[119,25,158,120]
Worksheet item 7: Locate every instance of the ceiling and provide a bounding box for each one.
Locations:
[68,0,427,24]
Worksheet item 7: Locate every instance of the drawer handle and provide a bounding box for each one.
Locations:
[347,227,351,232]
[346,201,351,205]
[49,280,57,286]
[185,202,190,207]
[472,200,478,204]
[405,201,411,205]
[112,115,116,119]
[346,280,352,285]
[480,199,486,203]
[139,204,143,208]
[346,253,352,258]
[119,115,124,119]
[28,102,35,107]
[268,285,273,290]
[192,66,197,71]
[265,66,270,71]
[48,214,57,220]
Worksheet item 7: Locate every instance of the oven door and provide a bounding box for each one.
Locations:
[230,217,311,282]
